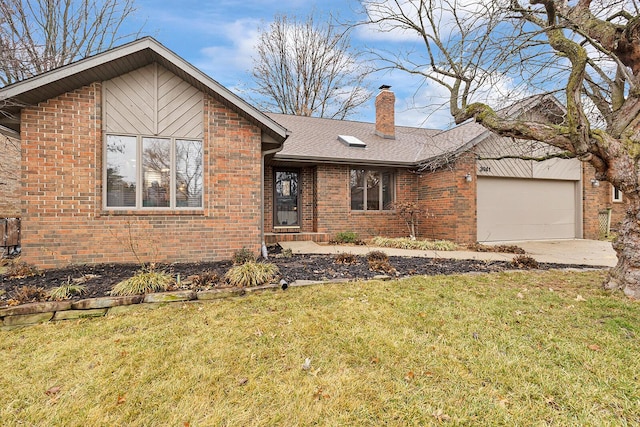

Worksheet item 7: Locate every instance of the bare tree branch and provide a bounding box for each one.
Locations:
[0,0,141,86]
[250,12,371,119]
[358,0,640,297]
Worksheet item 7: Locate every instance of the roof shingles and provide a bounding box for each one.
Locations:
[268,113,465,167]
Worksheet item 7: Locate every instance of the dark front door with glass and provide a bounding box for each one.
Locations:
[274,170,300,226]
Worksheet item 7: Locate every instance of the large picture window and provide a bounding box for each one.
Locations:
[350,169,395,211]
[106,135,203,209]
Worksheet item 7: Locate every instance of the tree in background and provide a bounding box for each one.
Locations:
[251,13,371,119]
[360,0,640,297]
[0,0,140,86]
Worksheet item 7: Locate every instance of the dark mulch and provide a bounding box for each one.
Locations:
[0,252,600,308]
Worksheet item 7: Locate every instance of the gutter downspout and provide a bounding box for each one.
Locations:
[261,144,285,259]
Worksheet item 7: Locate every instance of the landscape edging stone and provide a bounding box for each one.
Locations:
[1,284,285,328]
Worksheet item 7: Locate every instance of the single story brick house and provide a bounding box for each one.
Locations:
[263,91,624,245]
[0,37,624,268]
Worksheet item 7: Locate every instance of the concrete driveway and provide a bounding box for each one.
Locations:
[502,239,617,267]
[278,239,617,268]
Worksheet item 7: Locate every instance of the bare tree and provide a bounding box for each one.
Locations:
[251,13,371,120]
[359,0,640,297]
[0,0,140,86]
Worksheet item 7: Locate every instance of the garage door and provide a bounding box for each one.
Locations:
[477,177,578,242]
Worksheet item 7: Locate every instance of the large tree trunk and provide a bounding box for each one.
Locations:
[606,196,640,298]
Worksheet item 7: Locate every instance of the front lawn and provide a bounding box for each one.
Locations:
[1,270,639,425]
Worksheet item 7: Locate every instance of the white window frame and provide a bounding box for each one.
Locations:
[612,186,623,203]
[104,134,203,210]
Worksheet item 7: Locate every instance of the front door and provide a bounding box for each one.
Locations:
[274,170,300,227]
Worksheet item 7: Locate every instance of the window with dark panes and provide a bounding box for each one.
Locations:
[350,169,395,211]
[613,187,623,202]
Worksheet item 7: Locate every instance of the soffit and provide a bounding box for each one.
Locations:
[0,37,288,143]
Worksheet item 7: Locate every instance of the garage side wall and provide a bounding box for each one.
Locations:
[582,163,625,239]
[20,83,263,269]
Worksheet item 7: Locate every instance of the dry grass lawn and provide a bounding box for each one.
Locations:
[1,270,639,426]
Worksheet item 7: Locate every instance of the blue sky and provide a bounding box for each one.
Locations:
[128,0,456,128]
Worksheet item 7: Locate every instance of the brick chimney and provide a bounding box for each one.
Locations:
[375,85,395,139]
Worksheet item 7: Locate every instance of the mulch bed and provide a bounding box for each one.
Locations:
[0,252,600,308]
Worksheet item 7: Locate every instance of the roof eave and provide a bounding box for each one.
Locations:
[273,154,416,168]
[0,124,19,139]
[0,37,288,142]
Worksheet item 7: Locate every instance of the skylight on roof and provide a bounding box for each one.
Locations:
[338,134,366,148]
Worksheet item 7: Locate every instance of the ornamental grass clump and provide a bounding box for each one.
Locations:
[371,236,458,251]
[47,280,86,301]
[110,270,174,296]
[224,261,279,288]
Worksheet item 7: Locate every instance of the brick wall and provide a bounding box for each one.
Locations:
[582,163,625,239]
[313,164,416,239]
[375,89,395,139]
[0,135,20,217]
[265,162,478,242]
[417,153,477,244]
[20,84,264,268]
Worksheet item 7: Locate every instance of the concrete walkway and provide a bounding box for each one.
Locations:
[278,239,617,268]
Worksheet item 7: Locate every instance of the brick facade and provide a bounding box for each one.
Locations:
[375,88,395,139]
[0,135,20,217]
[264,164,442,240]
[314,165,416,238]
[417,153,477,244]
[582,163,626,239]
[20,83,264,268]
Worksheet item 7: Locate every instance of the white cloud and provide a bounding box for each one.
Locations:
[194,18,262,85]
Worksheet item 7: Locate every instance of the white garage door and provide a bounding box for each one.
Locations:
[477,177,578,242]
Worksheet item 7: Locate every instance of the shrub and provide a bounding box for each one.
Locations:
[371,236,458,251]
[392,201,422,240]
[334,252,359,265]
[233,247,256,265]
[366,250,389,262]
[111,270,174,296]
[368,259,397,275]
[225,261,279,288]
[11,285,47,305]
[6,260,40,279]
[512,255,539,269]
[190,271,220,288]
[334,231,359,244]
[47,280,87,301]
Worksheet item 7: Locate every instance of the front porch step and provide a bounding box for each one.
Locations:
[265,232,331,244]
